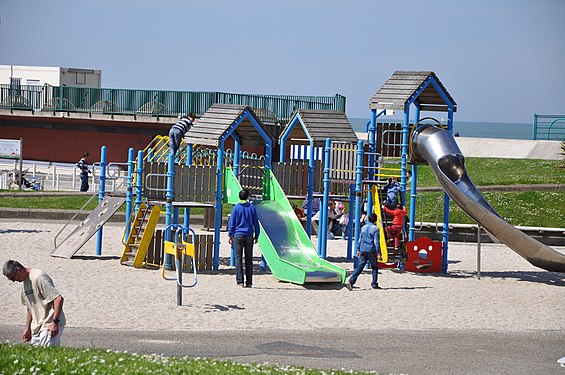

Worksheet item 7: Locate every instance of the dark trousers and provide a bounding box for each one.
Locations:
[79,173,89,192]
[169,128,184,156]
[233,233,254,286]
[349,251,379,287]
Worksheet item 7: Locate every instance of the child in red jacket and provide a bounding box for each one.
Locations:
[382,203,407,250]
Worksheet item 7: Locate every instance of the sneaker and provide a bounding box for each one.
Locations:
[371,284,382,289]
[345,281,353,291]
[237,282,244,287]
[244,284,252,288]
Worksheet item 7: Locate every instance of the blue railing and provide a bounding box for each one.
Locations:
[0,84,346,124]
[532,114,565,140]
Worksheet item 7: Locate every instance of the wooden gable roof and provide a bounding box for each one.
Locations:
[184,103,270,147]
[280,110,358,147]
[369,71,457,113]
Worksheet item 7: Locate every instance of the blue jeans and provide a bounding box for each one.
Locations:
[349,251,379,287]
[168,127,184,156]
[233,234,254,286]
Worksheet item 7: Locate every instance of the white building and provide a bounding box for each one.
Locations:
[0,65,102,87]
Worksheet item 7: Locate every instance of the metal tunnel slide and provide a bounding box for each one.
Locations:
[224,168,346,284]
[411,125,565,273]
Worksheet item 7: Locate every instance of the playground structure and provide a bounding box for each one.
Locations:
[51,71,565,286]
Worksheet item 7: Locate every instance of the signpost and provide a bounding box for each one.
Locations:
[0,138,23,189]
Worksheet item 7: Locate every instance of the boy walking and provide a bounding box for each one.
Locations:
[228,189,260,288]
[346,213,382,290]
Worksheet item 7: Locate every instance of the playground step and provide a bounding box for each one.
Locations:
[120,203,161,268]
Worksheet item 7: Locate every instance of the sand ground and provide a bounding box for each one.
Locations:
[1,219,564,336]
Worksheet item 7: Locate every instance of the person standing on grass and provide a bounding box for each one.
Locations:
[76,152,91,192]
[346,213,382,290]
[3,260,65,346]
[169,113,196,157]
[228,188,260,288]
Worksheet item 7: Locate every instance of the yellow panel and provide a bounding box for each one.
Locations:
[371,186,389,263]
[181,241,195,258]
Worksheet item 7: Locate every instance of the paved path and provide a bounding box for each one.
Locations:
[0,326,563,374]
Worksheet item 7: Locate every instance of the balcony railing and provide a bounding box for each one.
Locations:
[0,84,346,124]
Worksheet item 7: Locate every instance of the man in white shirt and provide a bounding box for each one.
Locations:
[3,260,65,346]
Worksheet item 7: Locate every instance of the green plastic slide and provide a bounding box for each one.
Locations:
[224,168,346,284]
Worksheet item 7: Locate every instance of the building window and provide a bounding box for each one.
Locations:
[26,79,40,86]
[76,73,86,85]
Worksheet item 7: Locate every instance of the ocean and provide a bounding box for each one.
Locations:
[349,118,533,140]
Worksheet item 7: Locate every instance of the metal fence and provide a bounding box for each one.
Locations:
[0,159,127,192]
[0,84,346,124]
[532,114,565,141]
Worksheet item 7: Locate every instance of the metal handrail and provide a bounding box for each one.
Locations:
[144,173,168,192]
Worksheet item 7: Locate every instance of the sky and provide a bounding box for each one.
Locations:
[0,0,564,123]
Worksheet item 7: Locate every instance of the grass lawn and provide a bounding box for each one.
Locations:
[0,343,371,375]
[1,158,563,227]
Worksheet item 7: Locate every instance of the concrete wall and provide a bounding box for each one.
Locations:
[0,65,61,86]
[59,67,102,88]
[0,65,101,88]
[355,132,563,160]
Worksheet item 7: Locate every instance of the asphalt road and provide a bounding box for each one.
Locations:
[1,326,563,374]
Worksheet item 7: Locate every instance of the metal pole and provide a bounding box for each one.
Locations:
[213,140,224,271]
[95,146,107,256]
[477,224,482,280]
[353,140,364,267]
[318,138,331,259]
[165,151,175,269]
[18,138,23,189]
[124,148,135,239]
[135,150,144,212]
[177,249,183,306]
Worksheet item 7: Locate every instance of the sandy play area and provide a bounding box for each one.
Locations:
[1,219,564,335]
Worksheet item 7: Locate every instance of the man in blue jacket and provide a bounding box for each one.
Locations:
[228,189,260,288]
[346,213,382,290]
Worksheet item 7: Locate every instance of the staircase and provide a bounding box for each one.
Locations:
[121,203,161,268]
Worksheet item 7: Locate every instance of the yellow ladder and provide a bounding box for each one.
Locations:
[371,185,389,263]
[121,203,161,268]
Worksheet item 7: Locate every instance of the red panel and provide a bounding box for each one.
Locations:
[405,237,443,273]
[0,125,156,163]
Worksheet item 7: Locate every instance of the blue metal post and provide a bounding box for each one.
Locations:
[317,138,331,259]
[409,163,418,242]
[400,109,411,205]
[164,151,175,269]
[230,140,240,268]
[408,107,420,242]
[441,108,455,273]
[347,184,355,259]
[367,109,377,214]
[233,139,240,180]
[353,140,364,268]
[186,144,193,166]
[95,146,107,256]
[124,148,135,239]
[184,144,193,228]
[135,150,144,212]
[532,113,538,140]
[306,144,315,236]
[213,140,225,271]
